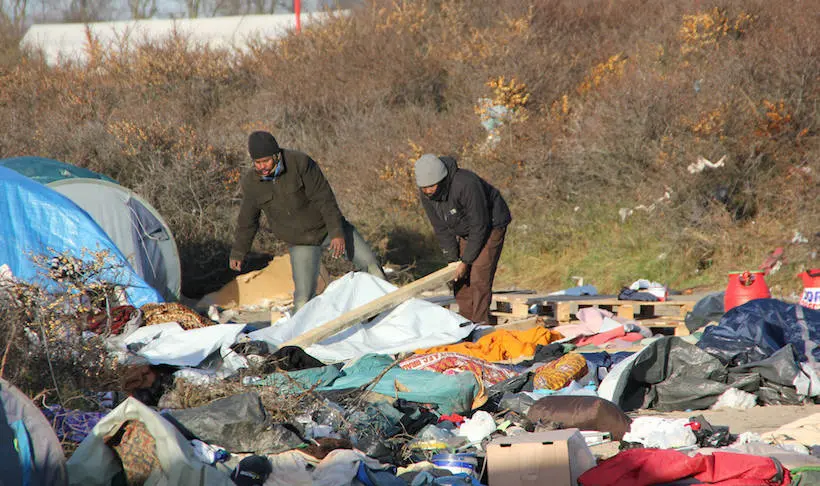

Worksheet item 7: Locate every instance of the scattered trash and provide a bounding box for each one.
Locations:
[622,417,697,449]
[711,388,757,410]
[687,155,727,174]
[456,411,497,443]
[792,231,809,244]
[431,452,479,477]
[618,189,673,221]
[191,439,229,464]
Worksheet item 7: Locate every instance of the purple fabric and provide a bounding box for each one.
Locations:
[41,405,107,443]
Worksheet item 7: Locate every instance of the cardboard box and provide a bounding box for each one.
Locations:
[486,429,596,486]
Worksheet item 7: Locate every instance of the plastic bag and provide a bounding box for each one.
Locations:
[457,411,497,443]
[711,387,757,410]
[622,417,697,449]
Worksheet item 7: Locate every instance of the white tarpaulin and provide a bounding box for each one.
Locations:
[123,322,245,367]
[249,272,474,363]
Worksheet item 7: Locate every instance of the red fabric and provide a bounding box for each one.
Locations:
[574,327,626,346]
[620,333,645,342]
[87,305,137,335]
[438,413,465,426]
[578,449,790,486]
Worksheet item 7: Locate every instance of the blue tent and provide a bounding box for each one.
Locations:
[0,156,117,185]
[0,157,181,300]
[0,166,161,307]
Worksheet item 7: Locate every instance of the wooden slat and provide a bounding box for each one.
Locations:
[492,296,700,324]
[280,262,460,349]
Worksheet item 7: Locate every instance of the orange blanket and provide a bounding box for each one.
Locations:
[415,326,563,363]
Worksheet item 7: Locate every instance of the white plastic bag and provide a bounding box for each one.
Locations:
[622,417,697,449]
[457,410,497,443]
[711,388,757,410]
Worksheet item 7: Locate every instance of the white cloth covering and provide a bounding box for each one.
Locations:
[249,272,474,363]
[122,322,245,367]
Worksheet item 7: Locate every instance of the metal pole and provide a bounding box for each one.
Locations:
[295,0,301,33]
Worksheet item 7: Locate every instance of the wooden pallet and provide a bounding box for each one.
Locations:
[640,317,691,336]
[492,293,697,324]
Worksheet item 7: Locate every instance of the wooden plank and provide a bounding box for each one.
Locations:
[492,291,539,304]
[509,302,531,317]
[616,303,635,320]
[280,262,460,349]
[555,302,572,323]
[645,323,690,337]
[491,316,542,332]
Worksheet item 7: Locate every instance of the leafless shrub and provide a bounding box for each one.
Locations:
[0,251,127,403]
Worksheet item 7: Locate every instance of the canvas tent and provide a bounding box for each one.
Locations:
[1,157,181,301]
[0,379,68,486]
[0,165,162,307]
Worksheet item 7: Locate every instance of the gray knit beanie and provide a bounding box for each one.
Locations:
[414,154,448,187]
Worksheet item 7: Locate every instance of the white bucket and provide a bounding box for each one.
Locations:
[431,453,478,477]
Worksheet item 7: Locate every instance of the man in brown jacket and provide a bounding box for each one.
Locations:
[230,131,386,312]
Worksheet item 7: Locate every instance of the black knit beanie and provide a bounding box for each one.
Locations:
[248,131,280,160]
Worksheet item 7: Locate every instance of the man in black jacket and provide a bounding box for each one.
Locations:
[414,154,511,324]
[230,131,386,312]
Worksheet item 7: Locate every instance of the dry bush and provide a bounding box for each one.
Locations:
[0,251,129,405]
[0,18,23,70]
[0,0,816,297]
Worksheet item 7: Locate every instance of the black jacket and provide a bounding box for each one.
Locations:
[230,149,345,261]
[420,156,511,264]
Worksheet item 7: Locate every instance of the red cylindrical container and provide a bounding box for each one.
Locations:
[725,270,771,312]
[798,269,820,310]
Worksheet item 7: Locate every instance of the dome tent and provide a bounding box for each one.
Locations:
[0,165,162,307]
[0,157,181,300]
[1,378,68,486]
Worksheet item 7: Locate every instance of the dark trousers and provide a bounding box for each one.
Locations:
[454,226,507,324]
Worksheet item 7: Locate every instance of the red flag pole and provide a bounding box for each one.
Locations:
[294,0,301,33]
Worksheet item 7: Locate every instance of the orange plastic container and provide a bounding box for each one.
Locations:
[798,269,820,310]
[724,270,771,312]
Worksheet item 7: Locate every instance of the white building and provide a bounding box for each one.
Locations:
[20,11,343,65]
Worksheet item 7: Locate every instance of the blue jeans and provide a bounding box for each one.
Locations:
[288,222,386,312]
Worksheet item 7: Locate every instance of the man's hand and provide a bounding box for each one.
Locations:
[229,258,243,271]
[454,261,470,282]
[329,237,346,259]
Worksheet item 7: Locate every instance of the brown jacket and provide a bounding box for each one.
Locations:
[230,149,344,261]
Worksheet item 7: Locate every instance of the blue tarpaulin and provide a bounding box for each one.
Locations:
[696,299,820,366]
[250,354,480,414]
[0,166,162,307]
